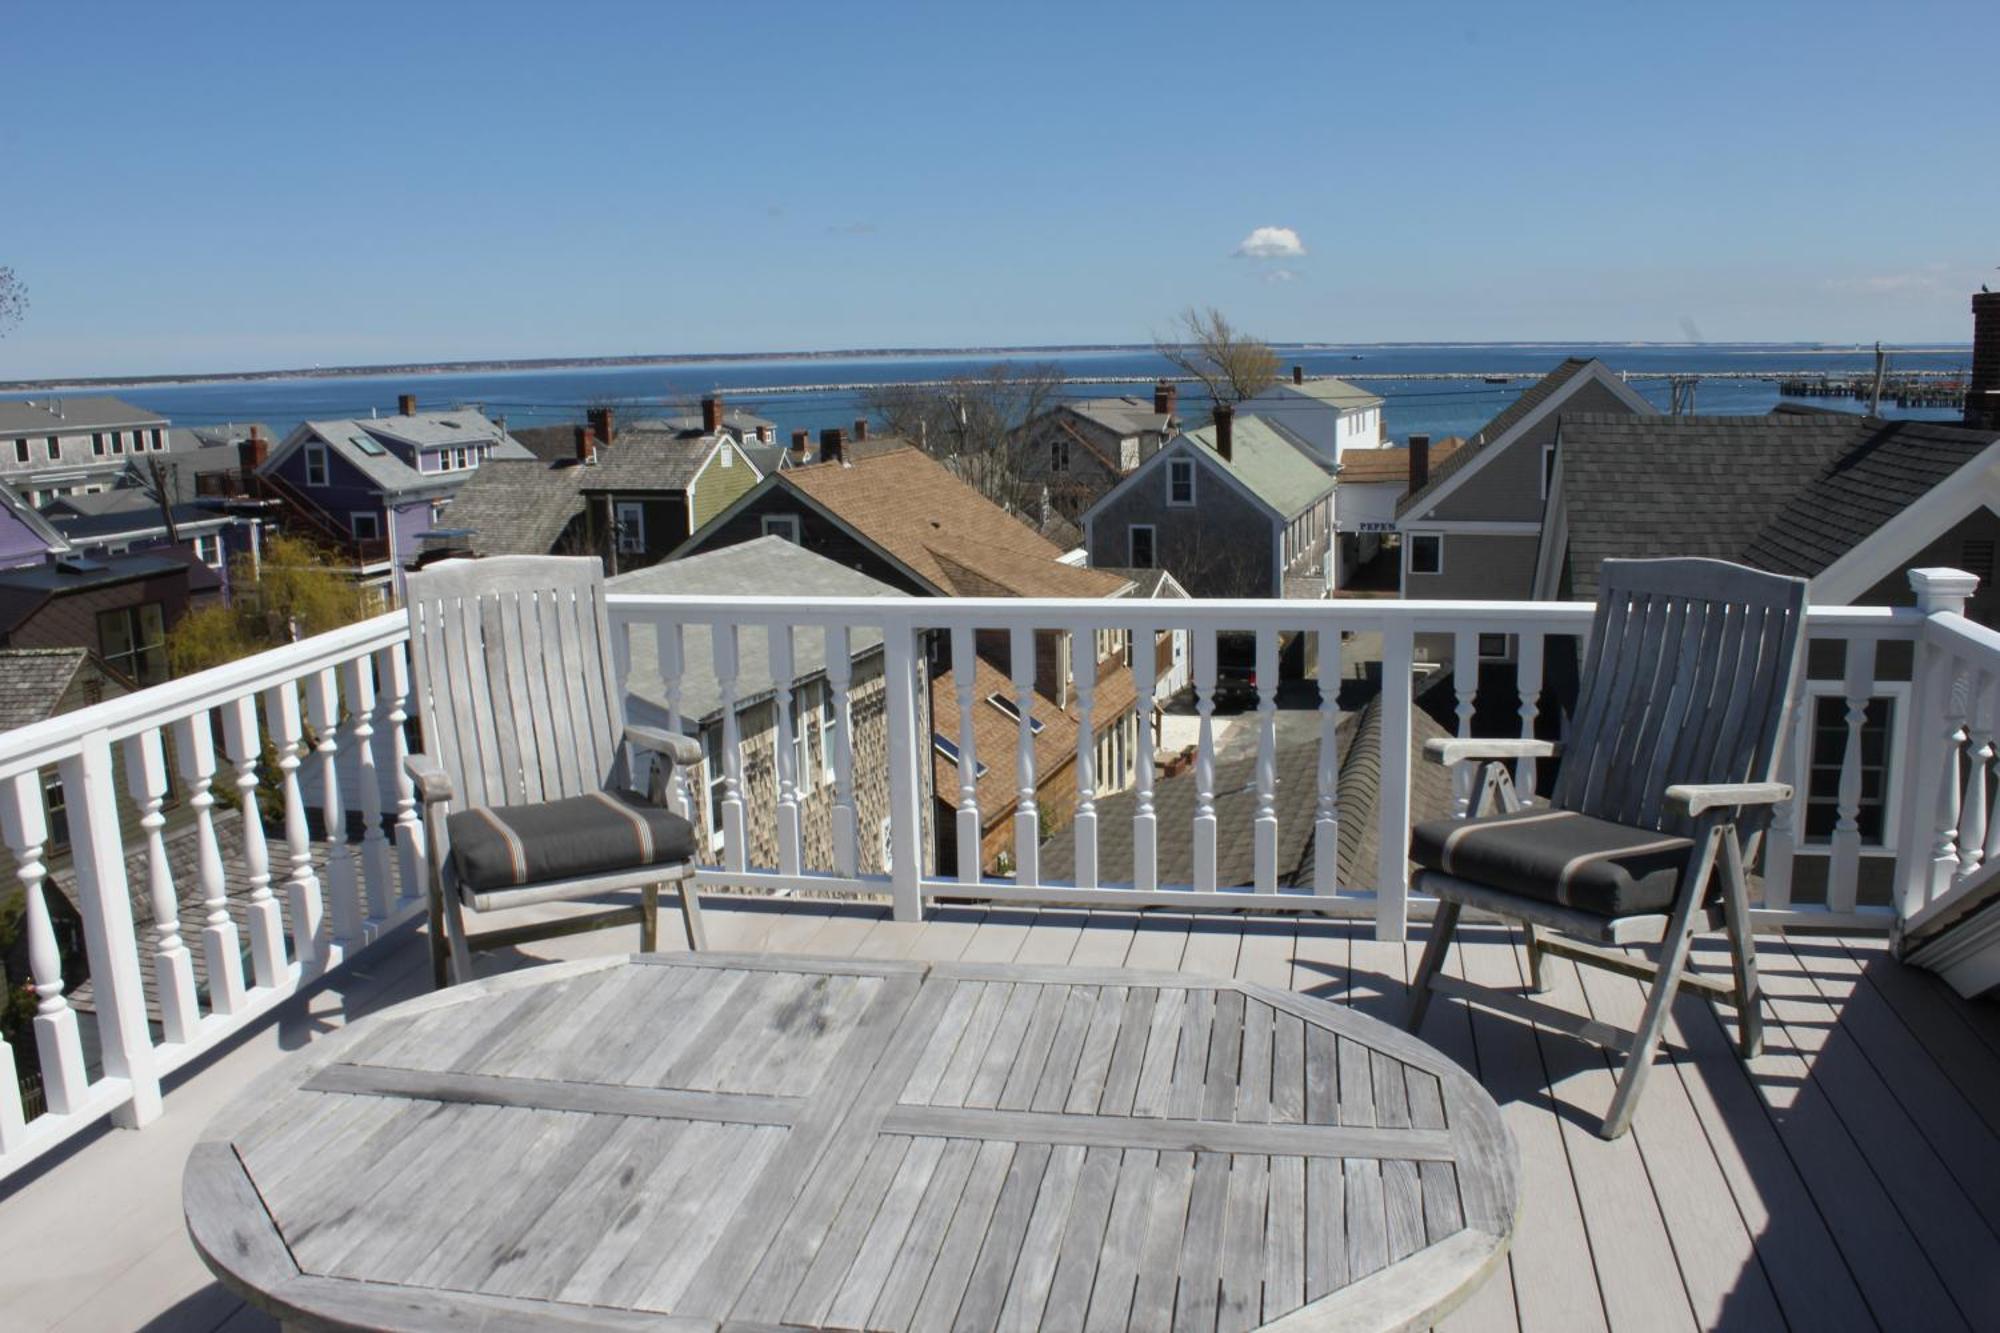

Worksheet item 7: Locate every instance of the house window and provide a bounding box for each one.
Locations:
[109,431,124,455]
[351,512,381,541]
[45,436,58,460]
[150,428,165,450]
[1542,444,1557,499]
[454,446,469,470]
[1050,439,1071,473]
[1167,458,1196,507]
[761,514,801,543]
[98,603,168,686]
[192,533,224,567]
[616,502,646,553]
[1408,533,1443,576]
[43,773,69,851]
[304,444,329,486]
[1477,633,1511,660]
[91,433,106,456]
[820,688,837,781]
[1129,524,1156,568]
[1803,694,1897,846]
[12,438,26,463]
[703,727,726,845]
[720,444,734,468]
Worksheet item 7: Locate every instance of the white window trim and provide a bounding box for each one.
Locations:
[1407,532,1444,576]
[1128,523,1156,568]
[616,501,647,553]
[1167,458,1197,507]
[1793,680,1910,854]
[350,512,380,540]
[304,444,329,487]
[761,514,801,543]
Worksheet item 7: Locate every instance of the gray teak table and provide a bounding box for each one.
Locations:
[186,952,1518,1332]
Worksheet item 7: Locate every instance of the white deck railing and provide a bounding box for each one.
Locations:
[1,574,1994,1180]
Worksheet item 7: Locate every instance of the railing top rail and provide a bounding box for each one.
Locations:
[0,609,408,780]
[1924,609,2000,660]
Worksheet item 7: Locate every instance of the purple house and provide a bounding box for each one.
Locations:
[256,398,532,583]
[0,482,69,570]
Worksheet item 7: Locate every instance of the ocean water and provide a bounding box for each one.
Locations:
[2,342,1972,445]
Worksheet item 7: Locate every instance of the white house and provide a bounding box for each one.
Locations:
[1242,367,1385,470]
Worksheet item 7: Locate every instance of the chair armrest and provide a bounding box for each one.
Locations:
[1664,782,1792,817]
[403,753,455,807]
[624,724,702,769]
[1423,737,1561,767]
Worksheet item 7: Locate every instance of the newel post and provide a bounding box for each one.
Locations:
[1894,568,1981,923]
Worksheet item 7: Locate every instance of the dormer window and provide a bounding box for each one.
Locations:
[1167,458,1195,506]
[1050,439,1071,473]
[304,444,329,487]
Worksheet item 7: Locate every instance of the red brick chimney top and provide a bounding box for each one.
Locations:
[1213,404,1235,462]
[586,406,615,446]
[1154,380,1177,418]
[575,425,596,465]
[397,393,417,416]
[1407,433,1431,493]
[701,396,723,434]
[1292,365,1304,384]
[819,428,846,465]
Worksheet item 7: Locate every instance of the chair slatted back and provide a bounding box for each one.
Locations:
[1552,558,1808,834]
[402,556,624,812]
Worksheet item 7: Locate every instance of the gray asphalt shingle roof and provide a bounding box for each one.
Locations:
[0,396,166,434]
[1398,357,1598,517]
[1066,398,1172,437]
[0,647,92,730]
[612,536,905,723]
[1263,377,1383,412]
[1555,412,2000,596]
[425,457,592,556]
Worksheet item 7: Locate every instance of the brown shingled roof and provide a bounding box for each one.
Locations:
[1337,437,1466,485]
[786,446,1129,599]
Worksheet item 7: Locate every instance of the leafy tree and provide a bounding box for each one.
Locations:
[1155,306,1279,404]
[167,534,369,674]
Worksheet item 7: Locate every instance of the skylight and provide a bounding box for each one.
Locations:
[932,734,988,777]
[985,692,1045,733]
[349,433,386,456]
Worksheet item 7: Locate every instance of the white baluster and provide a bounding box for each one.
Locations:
[950,624,982,884]
[656,620,694,822]
[770,623,802,878]
[881,619,926,919]
[1010,624,1041,887]
[827,624,859,879]
[122,730,197,1044]
[263,681,325,966]
[1314,626,1342,896]
[219,695,287,987]
[1253,627,1280,892]
[712,621,746,873]
[1760,692,1805,913]
[1828,639,1877,914]
[171,712,244,1014]
[1376,625,1416,940]
[1929,660,1971,903]
[1515,633,1544,793]
[0,773,87,1115]
[1959,666,1995,883]
[1451,629,1478,816]
[340,656,395,918]
[379,643,425,902]
[1072,626,1098,891]
[1132,620,1159,893]
[1192,627,1218,894]
[0,1028,23,1152]
[307,669,362,945]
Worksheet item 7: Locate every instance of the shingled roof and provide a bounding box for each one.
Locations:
[0,647,100,730]
[784,446,1130,599]
[1398,357,1600,517]
[1552,412,2000,597]
[1336,437,1466,485]
[1179,415,1338,519]
[441,457,594,556]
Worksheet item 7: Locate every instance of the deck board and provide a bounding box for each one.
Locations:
[16,896,2000,1333]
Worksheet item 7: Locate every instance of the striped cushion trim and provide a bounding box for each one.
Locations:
[589,790,655,861]
[1439,809,1575,875]
[1554,835,1692,909]
[471,806,528,886]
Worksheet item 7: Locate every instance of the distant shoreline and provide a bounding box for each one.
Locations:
[0,340,1971,395]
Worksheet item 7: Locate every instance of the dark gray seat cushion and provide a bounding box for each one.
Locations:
[447,790,696,894]
[1409,806,1695,917]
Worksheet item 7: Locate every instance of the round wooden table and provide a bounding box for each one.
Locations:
[187,952,1518,1331]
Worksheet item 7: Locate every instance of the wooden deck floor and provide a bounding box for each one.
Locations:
[6,897,1999,1331]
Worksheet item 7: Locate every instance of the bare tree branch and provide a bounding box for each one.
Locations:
[0,267,27,340]
[1154,306,1278,404]
[863,361,1068,520]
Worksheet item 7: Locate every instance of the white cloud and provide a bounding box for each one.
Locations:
[1235,226,1306,259]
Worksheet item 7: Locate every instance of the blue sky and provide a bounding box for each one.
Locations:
[4,0,1996,377]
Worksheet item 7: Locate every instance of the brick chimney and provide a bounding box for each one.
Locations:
[586,406,615,447]
[701,396,723,435]
[819,428,846,465]
[1292,365,1304,385]
[1968,291,2000,431]
[1153,380,1177,418]
[1408,433,1431,493]
[575,424,596,465]
[1213,404,1235,462]
[790,428,810,461]
[398,393,417,416]
[852,417,869,442]
[238,424,268,476]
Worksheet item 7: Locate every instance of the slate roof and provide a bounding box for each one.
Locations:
[0,481,68,555]
[1264,377,1383,412]
[0,647,94,730]
[1336,437,1466,485]
[439,457,594,556]
[1553,412,2000,597]
[0,396,166,434]
[612,536,906,723]
[1180,415,1338,519]
[633,407,778,436]
[1398,357,1599,517]
[357,412,533,456]
[509,424,592,463]
[782,447,1130,599]
[1037,697,1453,889]
[1066,398,1173,437]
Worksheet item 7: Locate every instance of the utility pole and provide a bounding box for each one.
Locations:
[1869,341,1888,416]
